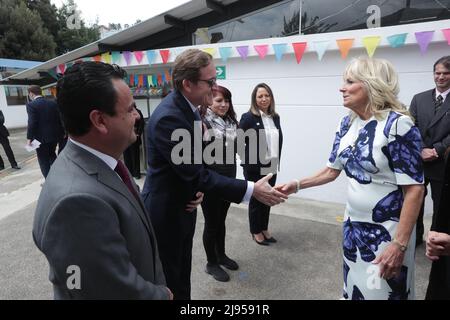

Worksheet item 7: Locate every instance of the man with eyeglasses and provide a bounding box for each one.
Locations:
[141,49,287,300]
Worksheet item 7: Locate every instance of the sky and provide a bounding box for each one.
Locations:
[50,0,190,27]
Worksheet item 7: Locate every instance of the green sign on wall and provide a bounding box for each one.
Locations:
[216,66,226,80]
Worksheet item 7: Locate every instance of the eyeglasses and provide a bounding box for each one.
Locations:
[197,78,217,88]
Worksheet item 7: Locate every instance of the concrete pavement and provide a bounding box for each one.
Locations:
[0,129,433,300]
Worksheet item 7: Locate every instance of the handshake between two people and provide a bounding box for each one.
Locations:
[186,174,301,212]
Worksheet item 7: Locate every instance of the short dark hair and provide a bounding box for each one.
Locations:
[172,49,212,91]
[28,85,41,95]
[56,62,126,136]
[434,56,450,71]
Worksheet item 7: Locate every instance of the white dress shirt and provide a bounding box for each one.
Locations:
[70,138,118,171]
[260,111,279,161]
[436,87,450,102]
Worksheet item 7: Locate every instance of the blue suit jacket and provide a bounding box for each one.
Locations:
[141,90,247,232]
[26,97,64,143]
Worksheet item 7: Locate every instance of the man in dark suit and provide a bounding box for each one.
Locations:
[26,85,65,178]
[0,109,20,170]
[33,62,172,299]
[141,49,287,300]
[124,104,145,179]
[426,147,450,299]
[410,55,450,246]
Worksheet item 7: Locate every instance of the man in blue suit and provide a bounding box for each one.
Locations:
[26,85,65,178]
[141,49,287,300]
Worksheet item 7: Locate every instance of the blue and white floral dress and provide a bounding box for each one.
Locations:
[327,111,424,300]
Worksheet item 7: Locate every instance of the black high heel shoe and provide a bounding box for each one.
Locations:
[263,234,277,243]
[252,234,269,246]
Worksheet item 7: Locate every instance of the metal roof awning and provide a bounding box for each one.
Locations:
[0,0,242,86]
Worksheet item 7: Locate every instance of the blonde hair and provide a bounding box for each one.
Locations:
[344,57,409,120]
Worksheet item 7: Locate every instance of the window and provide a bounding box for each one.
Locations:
[301,0,450,35]
[193,0,301,44]
[4,85,29,106]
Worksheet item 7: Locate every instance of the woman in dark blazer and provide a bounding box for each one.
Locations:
[239,83,283,245]
[200,85,239,282]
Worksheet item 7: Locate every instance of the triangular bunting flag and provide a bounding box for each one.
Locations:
[123,51,133,66]
[336,39,354,59]
[362,36,381,57]
[143,75,149,88]
[165,70,171,83]
[138,75,144,87]
[92,55,102,62]
[415,31,434,55]
[312,40,330,61]
[236,46,249,60]
[134,51,145,64]
[387,33,407,48]
[272,44,287,62]
[157,73,163,86]
[202,48,216,57]
[219,47,232,63]
[48,68,58,80]
[57,64,66,74]
[254,45,269,59]
[111,52,121,64]
[148,75,154,87]
[146,50,156,65]
[160,50,170,64]
[292,42,307,64]
[442,28,450,45]
[101,52,111,64]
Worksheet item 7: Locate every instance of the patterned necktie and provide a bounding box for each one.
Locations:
[114,160,140,202]
[193,108,201,121]
[435,94,444,113]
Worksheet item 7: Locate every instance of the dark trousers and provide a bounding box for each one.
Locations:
[0,135,18,168]
[36,142,58,178]
[201,191,232,264]
[154,210,197,300]
[416,178,443,240]
[244,170,277,234]
[123,142,141,178]
[426,256,450,300]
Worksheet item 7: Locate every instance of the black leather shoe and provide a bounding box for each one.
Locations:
[11,165,20,170]
[218,255,239,270]
[263,234,277,243]
[205,263,229,282]
[252,234,269,246]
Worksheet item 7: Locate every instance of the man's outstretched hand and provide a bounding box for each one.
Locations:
[253,173,288,206]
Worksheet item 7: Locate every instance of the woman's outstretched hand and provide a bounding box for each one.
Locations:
[274,180,298,195]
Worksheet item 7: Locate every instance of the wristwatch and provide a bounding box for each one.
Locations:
[392,238,407,252]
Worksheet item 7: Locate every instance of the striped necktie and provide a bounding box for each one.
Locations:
[435,94,443,113]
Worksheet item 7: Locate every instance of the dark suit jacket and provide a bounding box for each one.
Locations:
[239,111,283,174]
[32,141,169,299]
[26,97,64,143]
[426,150,450,299]
[141,89,247,235]
[410,89,450,180]
[0,110,9,138]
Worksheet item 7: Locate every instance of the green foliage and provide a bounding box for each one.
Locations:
[0,0,100,60]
